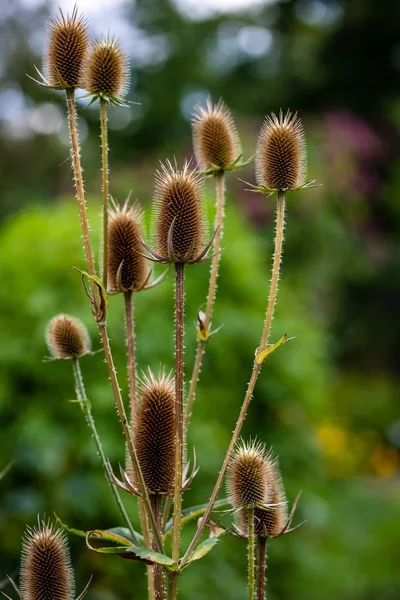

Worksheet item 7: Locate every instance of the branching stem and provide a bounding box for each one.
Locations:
[182,191,286,566]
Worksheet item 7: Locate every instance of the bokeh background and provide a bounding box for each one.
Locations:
[1,0,400,598]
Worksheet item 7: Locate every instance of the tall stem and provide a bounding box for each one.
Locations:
[66,89,96,279]
[182,192,286,566]
[184,172,225,433]
[100,98,109,288]
[151,494,165,600]
[248,508,255,600]
[71,358,139,543]
[170,263,185,596]
[256,537,267,600]
[124,291,137,423]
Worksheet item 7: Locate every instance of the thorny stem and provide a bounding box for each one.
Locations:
[66,89,96,280]
[248,508,255,600]
[124,290,137,424]
[184,172,225,433]
[182,191,286,566]
[100,98,109,289]
[151,495,165,600]
[256,537,267,600]
[167,574,178,600]
[71,358,139,544]
[170,263,185,596]
[98,322,164,553]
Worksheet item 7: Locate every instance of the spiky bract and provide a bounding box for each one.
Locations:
[192,98,241,170]
[255,110,307,190]
[44,7,89,89]
[108,198,148,292]
[46,314,91,359]
[82,38,129,99]
[20,519,75,600]
[153,161,204,263]
[135,370,175,494]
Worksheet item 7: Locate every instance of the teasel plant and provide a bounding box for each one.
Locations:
[185,98,252,433]
[23,5,320,600]
[5,518,90,600]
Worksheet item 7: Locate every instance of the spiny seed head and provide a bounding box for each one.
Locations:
[135,370,175,494]
[254,461,288,537]
[44,7,89,89]
[20,519,75,600]
[82,37,129,99]
[192,97,241,170]
[108,198,149,293]
[46,314,91,359]
[255,110,307,190]
[228,440,273,510]
[153,160,205,263]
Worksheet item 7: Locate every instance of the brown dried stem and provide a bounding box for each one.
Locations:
[256,537,267,600]
[184,172,225,433]
[182,191,286,566]
[151,494,165,600]
[100,97,109,288]
[124,290,137,422]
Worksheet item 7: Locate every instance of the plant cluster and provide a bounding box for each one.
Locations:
[7,7,317,600]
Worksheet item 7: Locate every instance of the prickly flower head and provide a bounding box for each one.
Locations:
[82,38,129,101]
[46,314,91,359]
[256,110,307,190]
[153,161,205,263]
[20,519,75,600]
[192,98,241,171]
[44,7,89,89]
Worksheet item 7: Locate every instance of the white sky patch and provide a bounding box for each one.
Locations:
[173,0,276,20]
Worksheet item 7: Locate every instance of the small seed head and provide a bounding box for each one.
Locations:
[254,461,287,537]
[46,314,91,359]
[228,440,273,510]
[192,97,241,170]
[20,519,75,600]
[44,7,89,89]
[135,370,175,494]
[153,161,204,263]
[82,38,129,99]
[108,198,148,293]
[255,110,307,190]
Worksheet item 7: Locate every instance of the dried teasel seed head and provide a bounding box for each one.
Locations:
[108,198,149,292]
[228,440,273,510]
[192,97,241,170]
[44,7,89,89]
[254,460,288,537]
[20,519,75,600]
[255,110,307,190]
[153,161,204,263]
[46,314,91,359]
[135,370,175,494]
[82,38,129,99]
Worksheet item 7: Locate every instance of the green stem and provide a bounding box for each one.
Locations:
[256,537,267,600]
[124,290,137,425]
[184,172,225,433]
[182,191,286,566]
[151,494,165,600]
[248,508,255,600]
[71,358,139,544]
[100,98,109,289]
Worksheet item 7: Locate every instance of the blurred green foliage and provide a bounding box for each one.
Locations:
[1,0,400,598]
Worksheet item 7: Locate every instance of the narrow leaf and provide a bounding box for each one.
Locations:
[164,498,230,538]
[186,533,225,564]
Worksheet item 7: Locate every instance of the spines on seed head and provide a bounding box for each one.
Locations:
[255,110,307,190]
[46,314,91,359]
[82,37,129,100]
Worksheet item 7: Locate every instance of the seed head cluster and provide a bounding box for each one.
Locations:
[135,370,175,495]
[256,110,307,190]
[192,98,241,170]
[108,199,148,292]
[154,161,204,263]
[228,440,287,538]
[83,38,129,98]
[44,7,89,89]
[46,314,91,359]
[20,520,75,600]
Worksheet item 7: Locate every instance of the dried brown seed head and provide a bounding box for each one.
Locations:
[153,161,204,263]
[255,110,307,190]
[46,314,91,359]
[82,38,129,99]
[44,7,89,89]
[228,440,273,510]
[135,370,175,494]
[254,459,288,537]
[192,98,241,170]
[108,198,148,292]
[20,519,75,600]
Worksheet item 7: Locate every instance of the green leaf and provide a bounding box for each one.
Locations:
[86,539,177,569]
[87,528,135,547]
[186,533,225,565]
[255,333,294,365]
[163,498,230,538]
[56,517,142,547]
